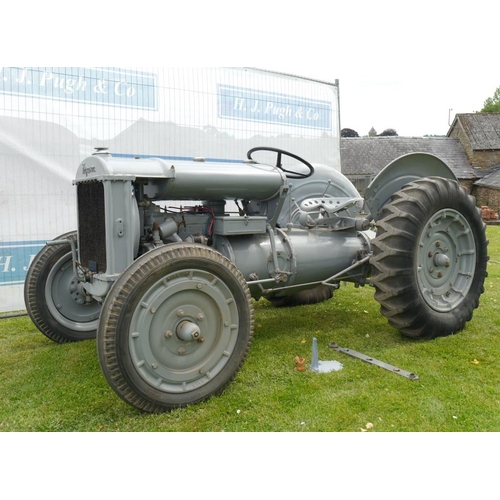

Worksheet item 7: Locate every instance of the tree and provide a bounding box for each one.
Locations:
[341,128,359,137]
[481,86,500,113]
[378,128,398,136]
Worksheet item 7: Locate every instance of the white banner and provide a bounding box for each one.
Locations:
[0,67,340,312]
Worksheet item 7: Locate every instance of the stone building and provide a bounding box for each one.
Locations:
[340,136,481,196]
[473,169,500,212]
[447,113,500,215]
[447,113,500,169]
[341,115,500,218]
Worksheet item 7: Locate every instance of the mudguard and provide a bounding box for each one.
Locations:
[364,152,457,221]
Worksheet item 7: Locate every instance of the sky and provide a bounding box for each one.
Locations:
[196,0,497,138]
[6,1,499,139]
[265,60,498,138]
[247,2,499,138]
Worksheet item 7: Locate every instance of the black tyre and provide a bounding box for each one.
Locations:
[370,177,488,339]
[97,243,254,413]
[267,285,334,308]
[24,231,100,343]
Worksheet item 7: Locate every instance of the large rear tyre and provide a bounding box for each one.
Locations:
[24,231,100,343]
[370,178,488,339]
[97,243,254,413]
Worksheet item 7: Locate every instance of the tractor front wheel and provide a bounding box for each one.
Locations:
[24,231,100,343]
[97,243,254,413]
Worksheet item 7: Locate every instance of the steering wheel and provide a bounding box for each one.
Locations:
[246,147,315,179]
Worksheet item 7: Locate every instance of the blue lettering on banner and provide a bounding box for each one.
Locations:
[0,67,157,110]
[0,241,46,286]
[217,84,332,130]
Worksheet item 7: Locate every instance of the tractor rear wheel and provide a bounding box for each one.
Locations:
[97,243,254,413]
[370,177,488,339]
[24,231,100,343]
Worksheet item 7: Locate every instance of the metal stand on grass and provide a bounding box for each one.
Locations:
[310,337,343,373]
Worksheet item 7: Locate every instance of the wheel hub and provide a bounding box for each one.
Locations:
[176,320,201,341]
[69,279,88,305]
[427,242,452,281]
[45,252,100,329]
[433,252,450,268]
[417,209,476,312]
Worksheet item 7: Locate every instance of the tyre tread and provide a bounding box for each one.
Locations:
[371,178,488,339]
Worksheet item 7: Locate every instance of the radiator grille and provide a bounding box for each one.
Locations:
[77,181,106,273]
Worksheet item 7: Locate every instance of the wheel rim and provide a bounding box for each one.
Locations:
[45,253,101,331]
[128,268,239,394]
[416,208,476,312]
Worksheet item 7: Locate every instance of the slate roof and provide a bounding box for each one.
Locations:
[340,136,480,180]
[474,167,500,189]
[447,113,500,151]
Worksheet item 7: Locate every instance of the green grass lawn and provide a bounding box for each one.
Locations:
[1,227,499,432]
